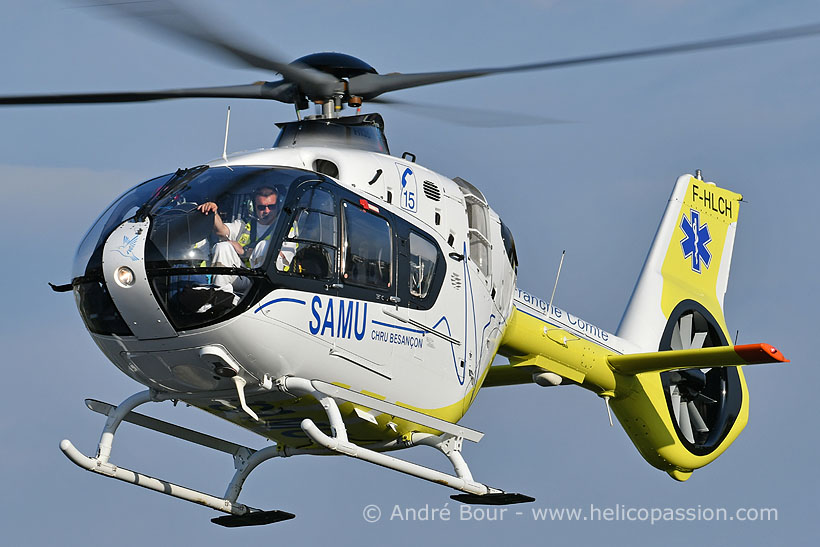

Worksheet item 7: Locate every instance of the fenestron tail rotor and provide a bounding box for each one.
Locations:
[661,309,726,446]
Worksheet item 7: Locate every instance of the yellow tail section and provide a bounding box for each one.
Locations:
[613,175,749,479]
[495,175,786,481]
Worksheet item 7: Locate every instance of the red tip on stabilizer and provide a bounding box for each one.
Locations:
[734,343,789,364]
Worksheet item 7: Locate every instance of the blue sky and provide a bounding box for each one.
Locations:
[1,1,817,545]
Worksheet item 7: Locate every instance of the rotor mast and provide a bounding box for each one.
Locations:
[291,52,374,120]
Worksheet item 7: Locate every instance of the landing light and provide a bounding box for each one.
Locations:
[115,266,136,287]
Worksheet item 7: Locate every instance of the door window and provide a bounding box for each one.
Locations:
[276,186,338,279]
[342,202,392,290]
[453,177,492,278]
[409,232,439,299]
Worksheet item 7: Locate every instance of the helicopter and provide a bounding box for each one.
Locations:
[1,1,804,528]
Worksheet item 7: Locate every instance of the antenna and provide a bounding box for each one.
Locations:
[222,105,231,162]
[603,395,614,427]
[547,250,565,315]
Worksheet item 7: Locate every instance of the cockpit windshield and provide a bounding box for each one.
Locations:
[73,173,173,280]
[72,173,174,336]
[143,166,321,329]
[72,165,326,335]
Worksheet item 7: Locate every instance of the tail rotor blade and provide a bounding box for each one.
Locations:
[670,319,683,351]
[678,401,694,443]
[691,331,708,350]
[670,386,681,424]
[687,401,710,434]
[680,313,694,350]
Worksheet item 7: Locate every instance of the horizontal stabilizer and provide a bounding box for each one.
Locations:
[608,343,788,375]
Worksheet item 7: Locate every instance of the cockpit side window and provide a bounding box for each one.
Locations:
[454,176,492,279]
[74,174,173,279]
[500,219,518,274]
[342,201,392,290]
[409,232,439,299]
[276,186,338,280]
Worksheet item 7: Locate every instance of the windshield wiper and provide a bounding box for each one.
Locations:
[135,165,209,221]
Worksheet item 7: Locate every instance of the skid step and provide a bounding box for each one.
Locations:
[211,509,296,527]
[451,492,535,505]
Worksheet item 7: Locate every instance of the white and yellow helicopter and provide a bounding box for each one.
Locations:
[2,2,805,527]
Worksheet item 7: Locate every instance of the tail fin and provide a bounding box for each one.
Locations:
[618,174,741,349]
[613,174,748,480]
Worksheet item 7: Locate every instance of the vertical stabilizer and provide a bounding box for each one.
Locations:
[617,174,741,350]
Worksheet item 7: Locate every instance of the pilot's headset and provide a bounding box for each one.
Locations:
[271,184,286,215]
[260,186,286,220]
[242,192,256,221]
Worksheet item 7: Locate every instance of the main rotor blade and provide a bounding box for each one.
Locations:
[0,81,294,105]
[370,97,568,127]
[86,0,340,98]
[349,22,820,99]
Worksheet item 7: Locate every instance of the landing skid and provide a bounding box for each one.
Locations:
[61,379,533,524]
[60,390,281,521]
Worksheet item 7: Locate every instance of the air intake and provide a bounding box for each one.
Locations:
[451,272,462,290]
[313,159,339,179]
[423,180,441,201]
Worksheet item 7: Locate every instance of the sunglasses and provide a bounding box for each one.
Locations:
[256,203,277,211]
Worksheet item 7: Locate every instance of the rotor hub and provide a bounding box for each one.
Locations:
[291,52,377,80]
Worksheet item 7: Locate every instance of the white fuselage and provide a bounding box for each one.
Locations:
[85,145,518,444]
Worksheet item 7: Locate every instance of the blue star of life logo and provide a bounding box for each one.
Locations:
[679,209,712,273]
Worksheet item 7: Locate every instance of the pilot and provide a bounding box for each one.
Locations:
[198,186,281,291]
